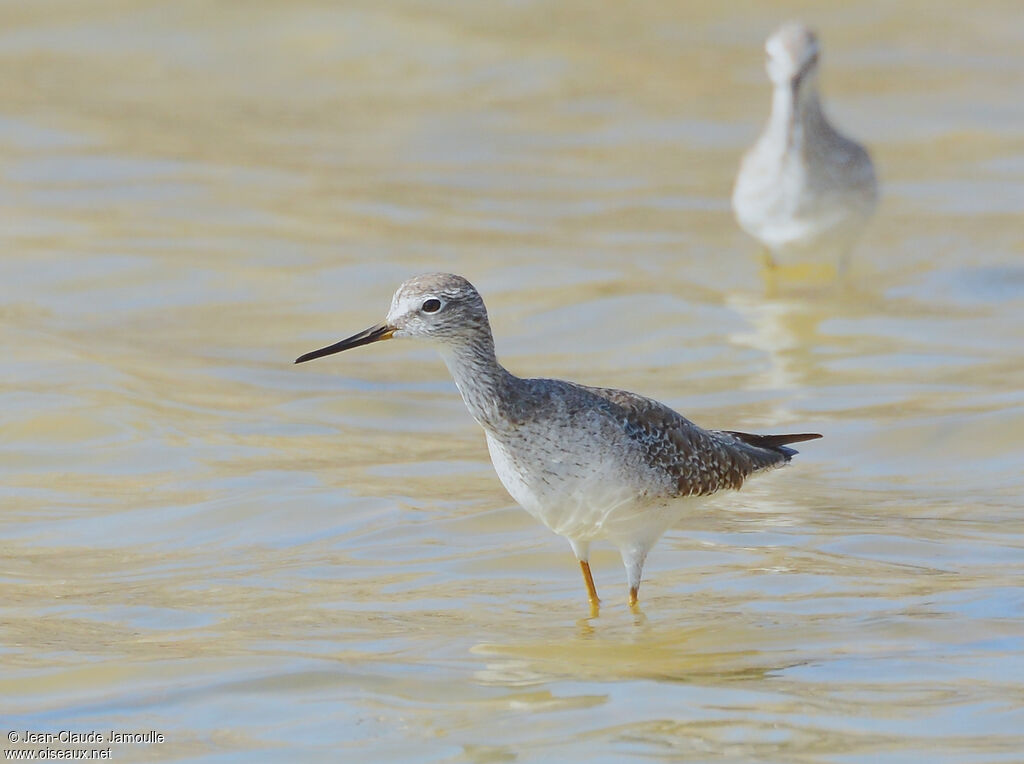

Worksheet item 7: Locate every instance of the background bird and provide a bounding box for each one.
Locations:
[733,22,878,270]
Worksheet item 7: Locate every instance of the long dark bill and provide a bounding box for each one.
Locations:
[294,323,395,364]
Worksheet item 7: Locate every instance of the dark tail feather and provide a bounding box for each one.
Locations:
[724,431,822,461]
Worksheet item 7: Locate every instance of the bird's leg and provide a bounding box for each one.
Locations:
[579,560,600,606]
[758,247,782,297]
[620,544,650,608]
[569,539,599,608]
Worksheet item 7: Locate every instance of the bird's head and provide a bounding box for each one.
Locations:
[294,273,490,364]
[765,22,820,89]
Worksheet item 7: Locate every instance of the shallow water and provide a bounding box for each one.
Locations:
[2,1,1023,761]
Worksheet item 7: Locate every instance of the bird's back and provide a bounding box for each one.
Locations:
[487,376,818,504]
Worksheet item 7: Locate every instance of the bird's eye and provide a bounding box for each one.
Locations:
[421,298,442,313]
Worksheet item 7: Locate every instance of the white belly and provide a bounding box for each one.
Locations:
[484,430,682,548]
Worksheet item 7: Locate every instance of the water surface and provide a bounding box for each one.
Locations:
[2,1,1023,761]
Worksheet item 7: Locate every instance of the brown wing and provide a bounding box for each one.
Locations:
[579,385,820,497]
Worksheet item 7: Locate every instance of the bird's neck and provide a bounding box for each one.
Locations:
[768,76,828,151]
[438,333,522,432]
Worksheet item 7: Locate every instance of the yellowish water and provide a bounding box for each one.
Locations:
[3,1,1023,761]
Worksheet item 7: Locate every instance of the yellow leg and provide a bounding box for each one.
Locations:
[579,560,600,606]
[628,586,639,607]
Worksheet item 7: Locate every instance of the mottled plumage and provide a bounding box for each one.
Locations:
[576,385,809,496]
[296,274,821,606]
